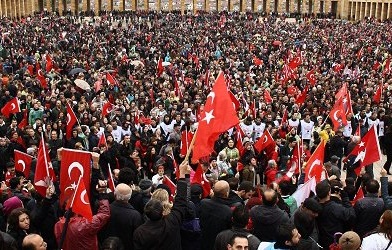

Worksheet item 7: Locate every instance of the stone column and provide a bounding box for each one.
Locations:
[83,0,90,11]
[108,0,113,10]
[325,0,331,13]
[265,0,270,13]
[205,0,210,11]
[217,0,221,11]
[71,0,77,14]
[375,1,378,19]
[0,0,3,17]
[168,0,173,10]
[157,0,161,10]
[381,2,385,21]
[241,0,246,11]
[180,0,185,13]
[119,0,124,11]
[58,0,64,15]
[387,2,390,19]
[289,0,294,12]
[314,0,319,14]
[365,1,368,17]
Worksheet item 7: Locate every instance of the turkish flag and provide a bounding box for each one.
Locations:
[205,69,210,87]
[351,187,364,206]
[27,64,34,75]
[333,63,344,73]
[288,56,302,69]
[18,109,28,129]
[335,83,348,100]
[345,90,354,115]
[107,164,116,192]
[102,102,114,117]
[254,129,275,153]
[253,56,263,66]
[329,97,347,131]
[174,78,183,99]
[180,129,193,156]
[235,125,245,156]
[192,72,240,162]
[229,91,240,111]
[304,141,326,182]
[295,86,308,106]
[66,103,78,140]
[373,83,383,104]
[106,72,118,86]
[1,97,20,118]
[348,125,382,174]
[99,133,107,148]
[46,54,53,72]
[162,175,176,202]
[286,140,303,177]
[67,176,93,221]
[191,164,211,198]
[281,109,288,124]
[264,89,273,104]
[247,101,256,118]
[34,136,56,197]
[157,57,164,77]
[306,69,316,86]
[383,59,391,75]
[14,150,33,178]
[60,149,92,206]
[287,86,298,96]
[373,61,381,71]
[37,69,47,89]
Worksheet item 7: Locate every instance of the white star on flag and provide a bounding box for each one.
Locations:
[359,141,365,147]
[202,110,215,124]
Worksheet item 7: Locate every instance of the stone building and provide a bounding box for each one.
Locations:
[1,0,392,21]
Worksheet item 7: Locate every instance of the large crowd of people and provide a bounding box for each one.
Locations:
[0,10,391,250]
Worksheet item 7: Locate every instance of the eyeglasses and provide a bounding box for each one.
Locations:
[41,241,47,248]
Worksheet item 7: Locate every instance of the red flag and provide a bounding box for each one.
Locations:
[254,129,275,153]
[281,109,288,125]
[235,125,245,156]
[14,150,33,178]
[333,63,344,73]
[162,175,176,202]
[107,164,115,192]
[149,88,155,104]
[286,140,303,177]
[60,149,92,206]
[192,72,240,162]
[247,101,256,118]
[157,57,164,77]
[37,69,47,89]
[373,83,383,104]
[180,129,193,156]
[66,103,78,140]
[329,97,347,131]
[205,69,210,87]
[229,91,240,111]
[306,69,316,86]
[354,123,361,138]
[264,89,273,104]
[1,97,20,118]
[304,141,326,182]
[34,136,56,197]
[345,90,354,115]
[351,187,364,205]
[17,136,26,149]
[373,61,381,71]
[67,176,93,221]
[99,133,107,148]
[295,86,308,106]
[46,54,53,72]
[288,56,302,69]
[383,59,391,75]
[174,78,183,99]
[18,109,28,129]
[191,165,211,198]
[102,102,114,117]
[335,83,348,100]
[106,72,118,86]
[27,64,34,75]
[356,47,363,60]
[287,86,298,96]
[253,56,263,66]
[348,125,382,174]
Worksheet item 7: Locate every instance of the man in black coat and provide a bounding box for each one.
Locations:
[103,183,142,250]
[133,160,191,250]
[199,180,233,250]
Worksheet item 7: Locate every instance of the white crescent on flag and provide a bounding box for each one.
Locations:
[80,190,89,205]
[308,159,321,178]
[68,162,84,178]
[17,160,26,172]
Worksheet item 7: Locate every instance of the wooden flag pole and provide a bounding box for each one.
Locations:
[182,126,198,164]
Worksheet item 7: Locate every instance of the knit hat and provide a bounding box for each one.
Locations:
[3,196,23,216]
[139,179,153,191]
[339,231,361,250]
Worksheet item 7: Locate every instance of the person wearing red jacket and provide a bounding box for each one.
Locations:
[54,181,110,250]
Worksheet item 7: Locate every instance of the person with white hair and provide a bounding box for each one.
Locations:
[102,183,142,250]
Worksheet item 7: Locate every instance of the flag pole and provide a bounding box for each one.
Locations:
[182,126,198,164]
[58,176,82,250]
